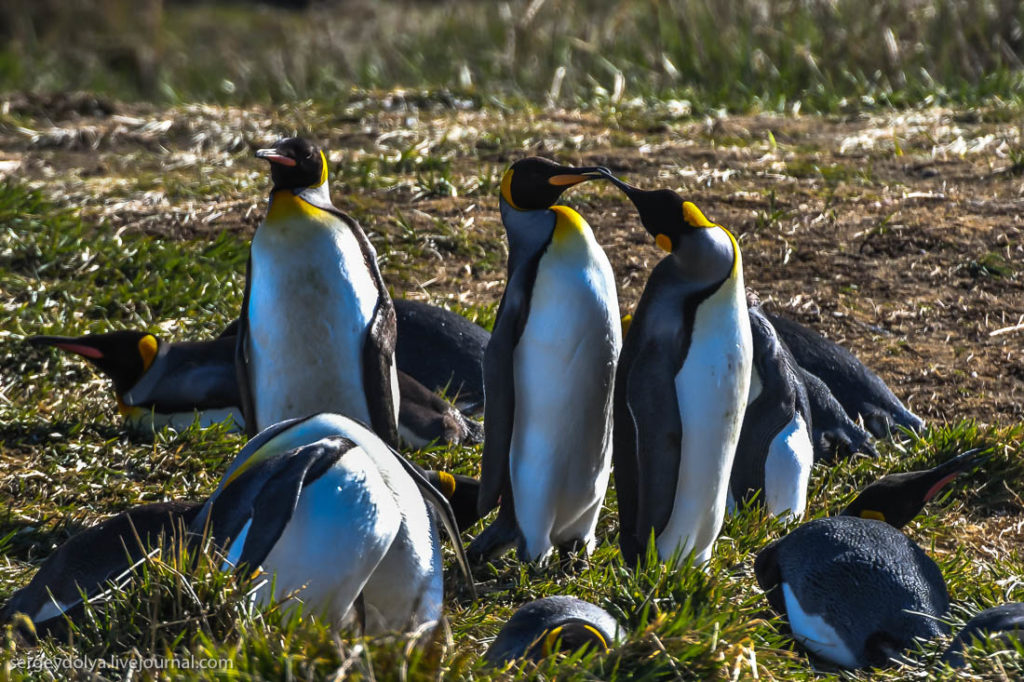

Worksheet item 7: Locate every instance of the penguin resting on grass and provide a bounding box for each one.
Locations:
[470,157,620,564]
[0,501,202,642]
[484,596,622,665]
[754,449,984,669]
[394,299,489,414]
[729,302,814,520]
[604,172,752,567]
[29,329,242,433]
[238,138,399,445]
[192,412,475,633]
[29,330,481,448]
[766,312,924,438]
[942,603,1024,667]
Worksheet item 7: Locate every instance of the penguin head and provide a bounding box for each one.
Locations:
[500,157,607,211]
[29,331,161,397]
[255,137,328,191]
[598,171,718,253]
[426,471,483,530]
[484,596,620,665]
[840,449,985,528]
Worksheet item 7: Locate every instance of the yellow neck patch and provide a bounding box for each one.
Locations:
[550,205,588,247]
[655,234,673,253]
[436,471,457,499]
[860,509,886,522]
[682,201,715,228]
[500,168,520,210]
[266,190,331,223]
[138,335,158,372]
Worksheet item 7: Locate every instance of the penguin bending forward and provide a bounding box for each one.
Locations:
[238,138,399,445]
[470,157,620,563]
[192,413,475,633]
[603,172,752,567]
[729,302,814,520]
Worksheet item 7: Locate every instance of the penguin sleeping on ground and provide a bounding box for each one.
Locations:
[29,330,242,433]
[192,413,475,633]
[0,501,202,642]
[942,603,1024,667]
[238,138,399,445]
[754,449,984,669]
[602,171,752,567]
[766,313,925,438]
[484,596,622,665]
[394,299,489,414]
[29,331,482,448]
[729,301,814,520]
[470,157,621,564]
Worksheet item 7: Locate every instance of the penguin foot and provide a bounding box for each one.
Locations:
[467,517,520,564]
[557,539,590,573]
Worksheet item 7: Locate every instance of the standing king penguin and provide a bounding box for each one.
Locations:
[470,157,621,563]
[238,138,399,445]
[603,174,752,567]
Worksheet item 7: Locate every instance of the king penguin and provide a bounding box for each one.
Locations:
[238,138,399,445]
[484,596,622,665]
[753,450,982,668]
[469,157,620,564]
[729,300,814,520]
[192,412,474,633]
[602,173,752,568]
[942,603,1024,667]
[766,312,924,438]
[29,329,242,433]
[0,500,201,641]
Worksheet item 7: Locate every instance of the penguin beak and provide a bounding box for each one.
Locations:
[28,336,104,359]
[255,148,297,167]
[923,447,988,501]
[547,167,609,187]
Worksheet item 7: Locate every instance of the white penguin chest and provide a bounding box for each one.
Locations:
[248,219,380,428]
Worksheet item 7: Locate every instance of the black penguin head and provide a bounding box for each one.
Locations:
[255,137,327,191]
[525,620,611,661]
[598,170,717,253]
[29,331,160,396]
[840,449,985,529]
[500,157,607,211]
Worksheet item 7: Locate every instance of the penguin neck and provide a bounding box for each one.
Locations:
[500,197,557,271]
[266,181,335,224]
[668,226,738,287]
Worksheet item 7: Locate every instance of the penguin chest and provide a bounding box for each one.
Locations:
[248,220,380,428]
[508,247,620,541]
[782,583,860,668]
[658,273,752,559]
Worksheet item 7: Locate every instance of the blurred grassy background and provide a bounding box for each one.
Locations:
[2,0,1024,112]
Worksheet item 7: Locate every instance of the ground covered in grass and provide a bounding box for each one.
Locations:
[0,93,1023,680]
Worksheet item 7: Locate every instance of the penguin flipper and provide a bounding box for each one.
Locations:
[235,256,258,438]
[477,278,531,516]
[390,450,477,600]
[200,438,349,571]
[625,344,684,559]
[363,293,400,448]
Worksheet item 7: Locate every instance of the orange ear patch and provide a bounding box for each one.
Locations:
[138,335,159,371]
[436,471,457,499]
[655,234,673,253]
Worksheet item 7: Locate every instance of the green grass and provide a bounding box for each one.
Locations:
[0,177,1022,679]
[4,1,1024,113]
